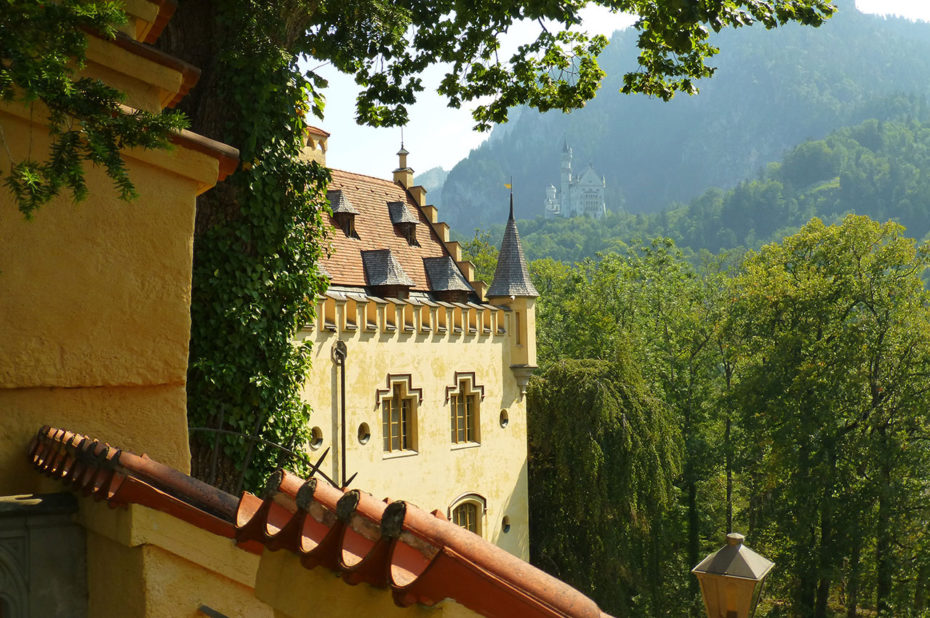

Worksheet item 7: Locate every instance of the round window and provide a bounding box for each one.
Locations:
[499,409,509,428]
[309,426,323,450]
[358,422,371,445]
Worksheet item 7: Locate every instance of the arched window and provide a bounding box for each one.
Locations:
[452,502,480,534]
[448,493,487,536]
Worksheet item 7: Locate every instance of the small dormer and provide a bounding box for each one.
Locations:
[388,201,419,247]
[361,249,414,299]
[328,190,359,239]
[423,256,473,304]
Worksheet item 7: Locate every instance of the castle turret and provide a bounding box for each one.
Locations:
[300,125,329,165]
[487,194,539,396]
[560,140,573,217]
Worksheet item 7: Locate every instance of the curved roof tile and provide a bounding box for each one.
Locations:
[28,426,610,618]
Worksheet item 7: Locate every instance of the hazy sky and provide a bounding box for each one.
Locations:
[312,1,930,180]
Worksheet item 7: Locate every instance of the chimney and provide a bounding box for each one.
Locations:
[393,142,414,188]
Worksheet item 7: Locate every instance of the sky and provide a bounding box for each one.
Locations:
[312,1,930,180]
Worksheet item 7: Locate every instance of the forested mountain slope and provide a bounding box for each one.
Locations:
[507,112,930,262]
[440,1,930,232]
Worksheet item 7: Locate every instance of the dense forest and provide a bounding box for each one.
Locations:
[502,217,930,617]
[488,108,930,263]
[439,1,930,232]
[449,2,930,615]
[456,101,930,617]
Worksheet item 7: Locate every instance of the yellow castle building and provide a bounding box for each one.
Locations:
[298,137,539,560]
[0,2,607,615]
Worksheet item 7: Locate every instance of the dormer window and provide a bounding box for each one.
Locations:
[333,212,357,238]
[423,256,473,304]
[361,249,414,300]
[327,190,359,239]
[387,201,419,247]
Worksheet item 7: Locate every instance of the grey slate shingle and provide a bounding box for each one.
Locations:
[361,249,415,287]
[423,256,474,292]
[387,201,419,225]
[487,197,539,298]
[327,190,359,214]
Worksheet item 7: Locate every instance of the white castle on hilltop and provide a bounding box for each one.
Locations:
[544,141,607,219]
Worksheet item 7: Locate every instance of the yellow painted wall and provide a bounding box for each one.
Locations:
[0,34,224,490]
[79,497,481,618]
[255,548,476,618]
[79,500,273,617]
[297,298,532,560]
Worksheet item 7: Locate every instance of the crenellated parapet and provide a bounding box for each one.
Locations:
[311,290,508,339]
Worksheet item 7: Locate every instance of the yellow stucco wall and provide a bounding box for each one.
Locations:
[79,500,273,617]
[79,497,482,618]
[297,297,532,560]
[254,548,477,618]
[0,35,224,490]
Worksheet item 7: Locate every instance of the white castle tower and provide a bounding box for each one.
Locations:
[546,140,607,219]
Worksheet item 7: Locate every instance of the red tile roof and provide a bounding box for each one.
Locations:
[28,426,610,617]
[323,170,452,291]
[27,426,260,550]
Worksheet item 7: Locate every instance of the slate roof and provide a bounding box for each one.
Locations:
[29,426,610,618]
[321,170,455,291]
[487,197,539,298]
[327,189,359,215]
[361,249,415,287]
[423,256,473,292]
[388,200,419,224]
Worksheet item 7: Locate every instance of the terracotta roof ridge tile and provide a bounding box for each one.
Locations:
[29,430,610,617]
[28,426,243,543]
[234,467,608,617]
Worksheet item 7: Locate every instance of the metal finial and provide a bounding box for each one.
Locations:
[507,176,514,220]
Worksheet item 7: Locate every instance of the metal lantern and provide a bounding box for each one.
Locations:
[692,533,774,618]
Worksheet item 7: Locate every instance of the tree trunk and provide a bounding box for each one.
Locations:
[876,473,893,613]
[846,535,861,618]
[797,444,817,618]
[814,480,833,618]
[725,415,733,533]
[915,562,929,611]
[687,471,700,614]
[875,426,893,614]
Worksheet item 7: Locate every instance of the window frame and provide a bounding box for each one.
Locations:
[448,492,488,537]
[382,383,412,452]
[446,372,484,446]
[376,374,422,455]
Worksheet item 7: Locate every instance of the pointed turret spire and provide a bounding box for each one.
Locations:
[487,191,538,298]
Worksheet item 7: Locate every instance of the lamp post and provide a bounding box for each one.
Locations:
[692,533,774,618]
